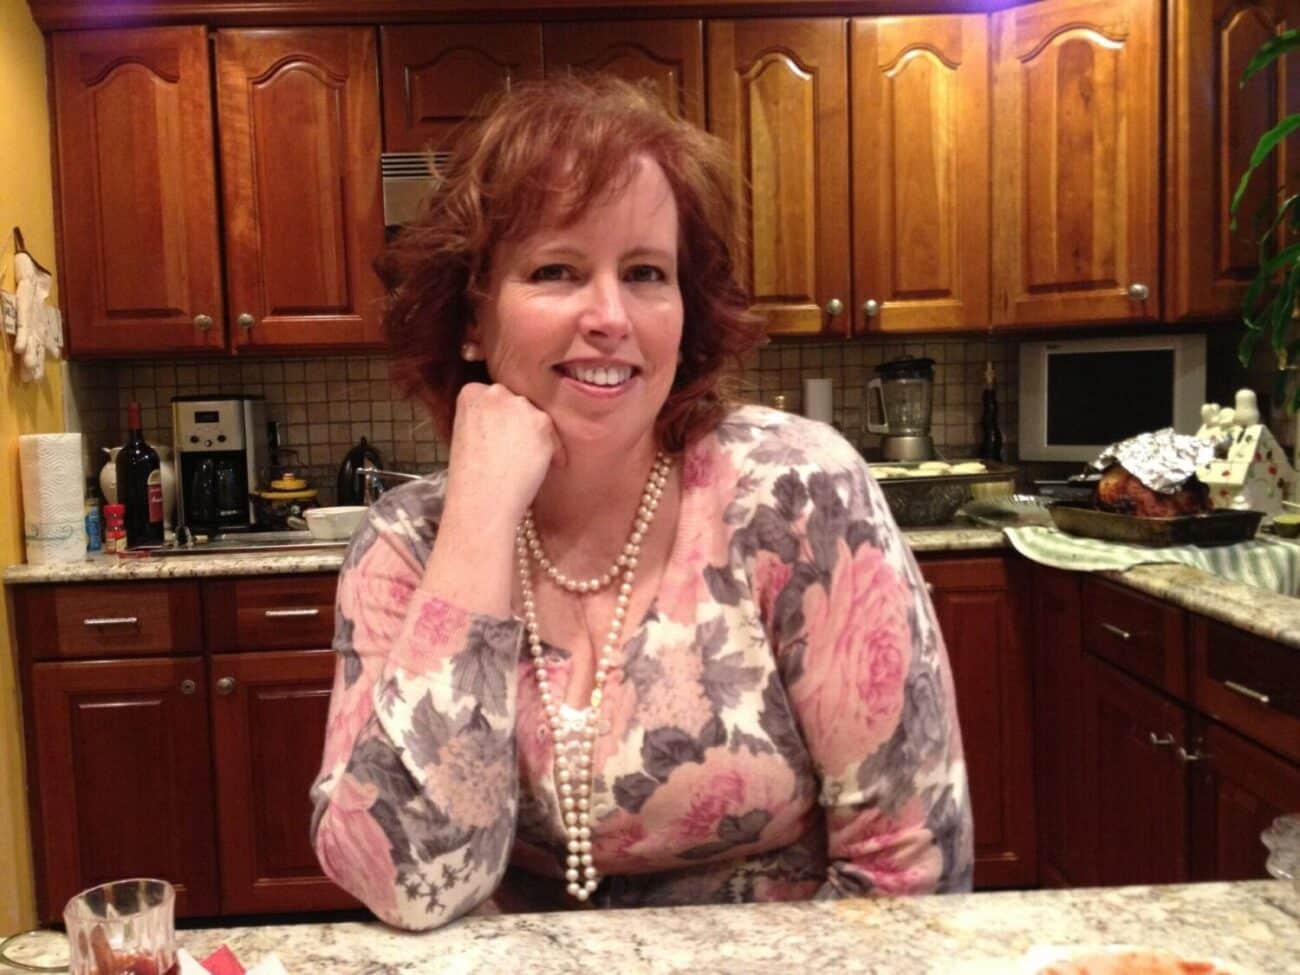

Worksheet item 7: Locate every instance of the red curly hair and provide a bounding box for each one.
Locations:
[378,75,765,453]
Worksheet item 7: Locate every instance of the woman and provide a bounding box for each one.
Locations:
[311,76,972,931]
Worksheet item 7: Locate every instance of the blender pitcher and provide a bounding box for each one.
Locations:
[867,356,936,461]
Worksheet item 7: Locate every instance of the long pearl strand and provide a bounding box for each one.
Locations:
[515,451,672,900]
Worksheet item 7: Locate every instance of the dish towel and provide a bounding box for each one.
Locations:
[1004,526,1300,596]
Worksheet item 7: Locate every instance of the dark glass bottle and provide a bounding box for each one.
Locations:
[979,387,1004,462]
[116,401,164,548]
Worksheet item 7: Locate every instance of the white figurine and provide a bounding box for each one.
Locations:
[1233,388,1260,427]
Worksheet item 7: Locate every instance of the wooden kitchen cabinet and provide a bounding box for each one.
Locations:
[991,0,1161,326]
[217,28,385,352]
[707,19,851,338]
[380,24,543,153]
[1079,654,1190,886]
[29,658,220,919]
[1189,719,1300,881]
[1166,0,1300,320]
[209,649,355,913]
[851,15,990,334]
[543,21,705,125]
[51,27,225,356]
[920,556,1036,889]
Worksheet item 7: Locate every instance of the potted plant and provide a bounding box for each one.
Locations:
[1232,29,1300,415]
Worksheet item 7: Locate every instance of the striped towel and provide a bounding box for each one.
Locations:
[1004,526,1300,596]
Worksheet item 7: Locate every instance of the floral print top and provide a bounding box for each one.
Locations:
[310,405,972,930]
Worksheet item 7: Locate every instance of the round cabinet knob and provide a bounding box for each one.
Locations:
[824,298,844,317]
[193,314,213,331]
[216,677,236,696]
[1127,282,1150,301]
[237,312,256,330]
[179,679,196,695]
[862,299,881,318]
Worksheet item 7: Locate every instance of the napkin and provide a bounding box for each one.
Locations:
[177,946,289,975]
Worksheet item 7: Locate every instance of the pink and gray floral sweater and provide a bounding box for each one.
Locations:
[310,405,972,930]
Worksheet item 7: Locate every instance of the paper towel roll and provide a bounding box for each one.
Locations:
[19,433,86,564]
[803,378,834,425]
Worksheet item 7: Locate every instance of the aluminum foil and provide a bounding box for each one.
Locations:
[1089,427,1217,493]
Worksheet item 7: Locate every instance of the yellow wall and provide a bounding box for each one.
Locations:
[0,0,65,934]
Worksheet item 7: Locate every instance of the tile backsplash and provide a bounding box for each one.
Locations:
[68,335,1018,505]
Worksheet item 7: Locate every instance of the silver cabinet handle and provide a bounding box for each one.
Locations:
[1100,622,1132,641]
[862,299,881,318]
[180,679,197,695]
[83,616,139,627]
[824,298,844,317]
[925,582,935,595]
[264,608,320,619]
[1149,732,1175,748]
[238,312,256,330]
[216,677,236,696]
[193,314,213,331]
[1223,680,1270,706]
[1127,282,1150,301]
[1176,746,1205,764]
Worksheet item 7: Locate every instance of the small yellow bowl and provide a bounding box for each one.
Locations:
[1272,513,1300,538]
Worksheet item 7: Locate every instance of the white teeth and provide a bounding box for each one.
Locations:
[565,364,632,387]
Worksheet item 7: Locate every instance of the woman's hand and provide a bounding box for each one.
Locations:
[443,382,564,532]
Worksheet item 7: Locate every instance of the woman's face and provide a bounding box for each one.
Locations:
[469,155,684,458]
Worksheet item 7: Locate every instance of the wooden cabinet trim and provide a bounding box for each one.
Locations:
[30,1,1033,32]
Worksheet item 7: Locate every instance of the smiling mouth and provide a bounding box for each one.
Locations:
[556,363,638,388]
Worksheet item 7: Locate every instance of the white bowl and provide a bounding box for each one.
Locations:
[304,506,368,541]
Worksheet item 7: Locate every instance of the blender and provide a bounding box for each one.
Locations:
[867,356,935,461]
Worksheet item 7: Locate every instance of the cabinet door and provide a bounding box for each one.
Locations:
[1029,566,1087,888]
[1191,720,1300,881]
[708,19,851,337]
[217,28,385,351]
[1166,1,1300,320]
[991,0,1160,326]
[920,557,1036,889]
[543,21,704,125]
[51,27,224,355]
[380,24,543,153]
[30,658,218,920]
[210,649,358,913]
[852,15,989,333]
[1080,655,1189,886]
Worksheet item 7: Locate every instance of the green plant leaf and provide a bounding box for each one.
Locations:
[1231,115,1300,216]
[1239,327,1263,368]
[1241,29,1300,86]
[1271,266,1299,352]
[1254,192,1300,244]
[1274,366,1290,407]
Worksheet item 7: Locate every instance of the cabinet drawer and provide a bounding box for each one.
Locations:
[204,575,336,652]
[15,582,202,660]
[1081,578,1186,696]
[1191,617,1300,765]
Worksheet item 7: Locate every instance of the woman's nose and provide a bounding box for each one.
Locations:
[578,275,630,338]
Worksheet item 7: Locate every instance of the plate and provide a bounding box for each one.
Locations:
[1047,502,1263,547]
[960,494,1054,529]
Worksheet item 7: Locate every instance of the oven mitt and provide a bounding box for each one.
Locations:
[14,249,53,382]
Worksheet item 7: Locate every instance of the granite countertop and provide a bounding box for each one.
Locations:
[3,881,1297,974]
[5,524,1298,651]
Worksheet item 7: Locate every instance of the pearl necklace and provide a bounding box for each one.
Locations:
[515,451,672,901]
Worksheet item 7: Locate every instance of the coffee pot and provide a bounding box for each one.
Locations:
[337,437,384,506]
[867,356,935,461]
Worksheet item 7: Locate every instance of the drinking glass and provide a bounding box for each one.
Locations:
[64,878,176,975]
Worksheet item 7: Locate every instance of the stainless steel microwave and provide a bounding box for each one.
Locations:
[381,152,443,228]
[1018,333,1207,462]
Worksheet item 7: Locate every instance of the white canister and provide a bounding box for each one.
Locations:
[802,378,834,425]
[20,433,86,564]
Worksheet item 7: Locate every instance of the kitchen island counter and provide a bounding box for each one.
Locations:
[4,880,1296,974]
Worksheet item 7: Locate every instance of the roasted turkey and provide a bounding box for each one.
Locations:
[1094,464,1209,518]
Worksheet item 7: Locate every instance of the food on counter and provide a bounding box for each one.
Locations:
[1094,464,1210,519]
[1034,948,1237,974]
[870,461,988,479]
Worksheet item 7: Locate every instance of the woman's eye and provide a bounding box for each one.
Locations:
[626,265,667,283]
[530,264,573,282]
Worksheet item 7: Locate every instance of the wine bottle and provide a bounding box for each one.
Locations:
[978,386,1004,463]
[116,401,164,548]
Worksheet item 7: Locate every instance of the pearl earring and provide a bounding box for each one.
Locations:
[461,341,483,362]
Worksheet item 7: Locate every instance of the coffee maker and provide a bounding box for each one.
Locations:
[172,395,267,534]
[867,356,936,461]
